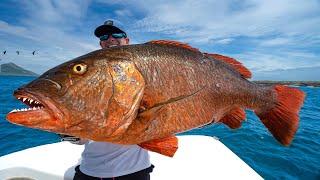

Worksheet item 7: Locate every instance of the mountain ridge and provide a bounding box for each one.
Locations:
[0,62,38,76]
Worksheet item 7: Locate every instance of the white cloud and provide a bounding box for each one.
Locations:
[0,0,96,74]
[128,0,320,44]
[214,38,234,45]
[0,0,319,77]
[0,20,38,41]
[260,38,291,46]
[235,51,320,72]
[115,9,133,17]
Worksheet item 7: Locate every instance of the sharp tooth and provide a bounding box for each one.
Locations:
[33,107,37,110]
[30,99,34,104]
[23,98,27,102]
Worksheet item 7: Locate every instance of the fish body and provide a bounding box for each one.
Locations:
[7,40,305,156]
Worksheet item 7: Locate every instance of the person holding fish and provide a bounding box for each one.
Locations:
[6,18,305,180]
[70,20,153,180]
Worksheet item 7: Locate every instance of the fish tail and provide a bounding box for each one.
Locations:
[255,85,305,145]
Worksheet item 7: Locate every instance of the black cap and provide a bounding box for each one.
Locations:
[94,20,127,38]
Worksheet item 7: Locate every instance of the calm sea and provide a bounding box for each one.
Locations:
[0,75,319,179]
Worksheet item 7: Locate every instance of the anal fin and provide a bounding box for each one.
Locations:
[138,136,178,157]
[220,107,246,129]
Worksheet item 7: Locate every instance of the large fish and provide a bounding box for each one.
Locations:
[6,40,305,157]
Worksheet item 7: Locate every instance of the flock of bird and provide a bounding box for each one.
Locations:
[0,50,38,61]
[2,50,37,55]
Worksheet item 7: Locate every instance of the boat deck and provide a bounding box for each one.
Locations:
[0,135,262,180]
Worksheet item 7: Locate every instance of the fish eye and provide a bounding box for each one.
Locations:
[72,63,87,75]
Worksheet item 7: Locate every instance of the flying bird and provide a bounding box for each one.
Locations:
[32,51,36,55]
[16,51,19,55]
[3,51,6,55]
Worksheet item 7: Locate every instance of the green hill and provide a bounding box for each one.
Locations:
[0,62,38,76]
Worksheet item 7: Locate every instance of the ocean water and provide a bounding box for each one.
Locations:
[0,75,319,179]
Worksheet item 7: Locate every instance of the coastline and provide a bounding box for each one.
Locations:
[253,80,320,87]
[0,74,38,77]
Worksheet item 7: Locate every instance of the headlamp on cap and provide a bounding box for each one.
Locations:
[104,20,114,26]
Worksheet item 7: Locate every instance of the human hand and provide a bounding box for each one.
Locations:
[58,134,88,145]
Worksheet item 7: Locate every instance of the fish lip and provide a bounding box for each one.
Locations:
[12,89,63,121]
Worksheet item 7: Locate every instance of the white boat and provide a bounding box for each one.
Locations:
[0,135,262,180]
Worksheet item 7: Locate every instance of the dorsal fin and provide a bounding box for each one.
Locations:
[147,40,199,53]
[204,53,252,79]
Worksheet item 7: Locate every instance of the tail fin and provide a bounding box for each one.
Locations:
[255,85,305,145]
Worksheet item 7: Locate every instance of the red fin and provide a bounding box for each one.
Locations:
[138,136,178,157]
[255,85,305,145]
[147,40,199,53]
[204,53,252,79]
[221,107,246,129]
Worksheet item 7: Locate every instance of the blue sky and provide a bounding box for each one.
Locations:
[0,0,319,80]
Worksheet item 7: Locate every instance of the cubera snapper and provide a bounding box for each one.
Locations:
[6,40,305,157]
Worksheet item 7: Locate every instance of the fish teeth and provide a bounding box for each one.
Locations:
[13,96,44,112]
[10,109,18,113]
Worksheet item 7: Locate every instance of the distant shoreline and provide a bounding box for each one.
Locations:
[253,80,320,87]
[0,74,38,77]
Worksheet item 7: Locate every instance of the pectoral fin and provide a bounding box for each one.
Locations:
[138,136,178,157]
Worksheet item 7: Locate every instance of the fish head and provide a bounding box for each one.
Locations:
[6,50,117,136]
[7,49,145,141]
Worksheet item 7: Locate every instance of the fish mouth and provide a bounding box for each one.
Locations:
[6,89,64,130]
[12,93,46,113]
